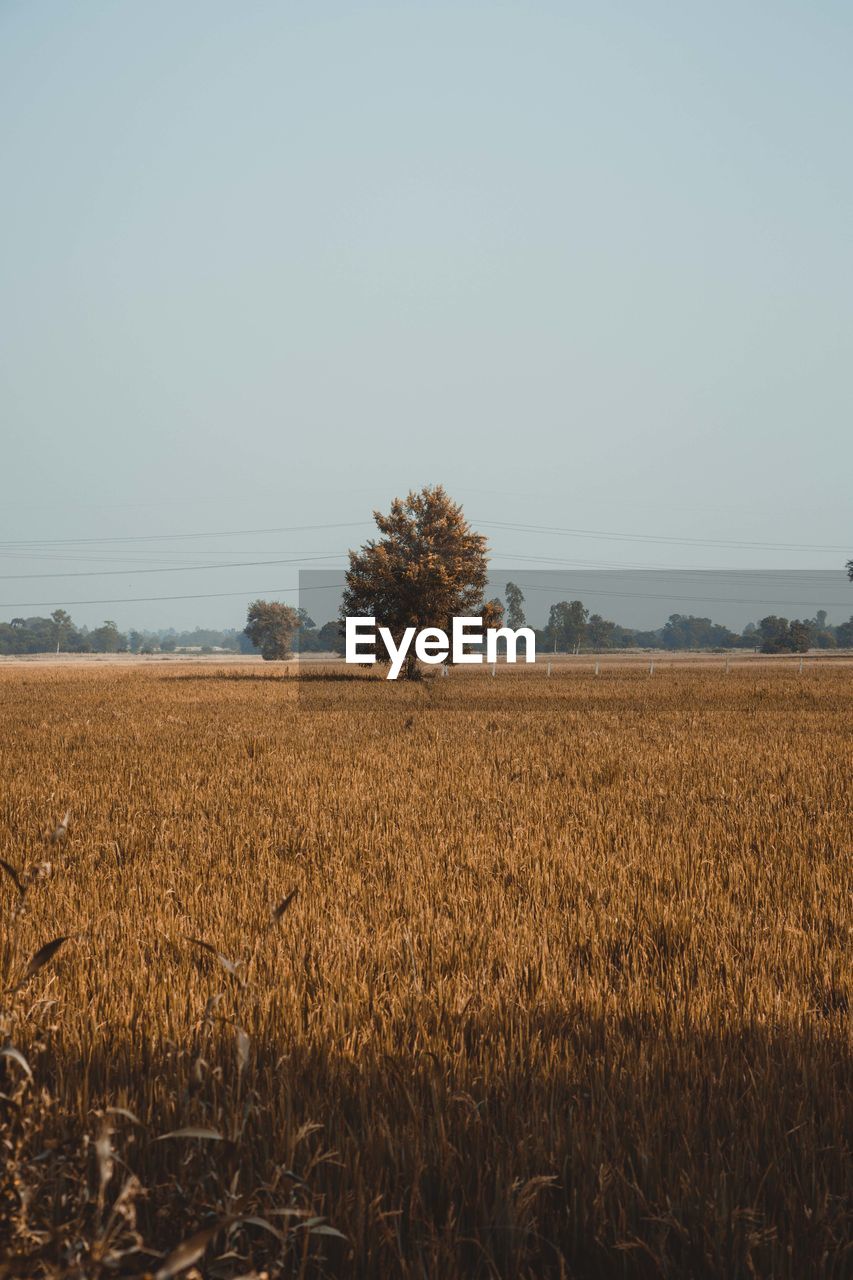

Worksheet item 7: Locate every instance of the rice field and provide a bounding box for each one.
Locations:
[0,664,850,1278]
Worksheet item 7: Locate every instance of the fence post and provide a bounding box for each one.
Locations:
[547,661,552,678]
[594,661,600,676]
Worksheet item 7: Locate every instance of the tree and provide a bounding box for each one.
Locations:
[316,619,346,655]
[836,616,853,647]
[788,620,812,653]
[757,616,791,654]
[90,620,125,653]
[342,485,499,679]
[51,609,72,653]
[587,613,615,650]
[846,559,852,582]
[244,600,300,660]
[661,614,740,650]
[504,582,526,630]
[292,609,317,652]
[808,611,836,649]
[547,600,588,653]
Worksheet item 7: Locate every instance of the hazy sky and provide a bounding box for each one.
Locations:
[1,1,851,631]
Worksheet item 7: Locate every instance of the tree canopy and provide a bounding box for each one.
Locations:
[342,486,500,677]
[244,600,300,661]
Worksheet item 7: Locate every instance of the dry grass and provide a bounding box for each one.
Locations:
[0,664,850,1278]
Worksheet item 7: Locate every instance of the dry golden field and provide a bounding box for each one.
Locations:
[0,664,850,1279]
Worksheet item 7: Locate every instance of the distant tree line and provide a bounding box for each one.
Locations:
[525,594,851,654]
[502,585,851,655]
[1,603,851,659]
[0,612,252,656]
[0,611,128,655]
[245,588,852,661]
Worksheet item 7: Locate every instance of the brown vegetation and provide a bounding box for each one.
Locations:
[0,665,850,1277]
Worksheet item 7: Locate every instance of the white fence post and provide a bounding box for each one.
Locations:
[547,661,552,678]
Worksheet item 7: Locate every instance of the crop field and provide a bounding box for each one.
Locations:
[0,664,850,1279]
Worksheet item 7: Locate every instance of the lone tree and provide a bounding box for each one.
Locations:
[342,485,500,678]
[847,558,853,581]
[244,600,300,660]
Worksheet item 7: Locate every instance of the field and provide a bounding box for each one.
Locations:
[0,664,850,1278]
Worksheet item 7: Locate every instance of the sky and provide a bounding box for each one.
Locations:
[1,1,851,632]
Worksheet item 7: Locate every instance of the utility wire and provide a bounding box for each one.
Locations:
[0,517,846,554]
[0,583,348,608]
[0,520,848,609]
[508,583,851,608]
[0,553,346,580]
[0,549,843,587]
[0,521,371,549]
[474,519,850,554]
[2,581,849,611]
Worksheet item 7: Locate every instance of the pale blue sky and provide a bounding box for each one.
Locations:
[1,1,850,630]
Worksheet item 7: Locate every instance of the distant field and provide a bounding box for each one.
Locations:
[0,666,850,1278]
[2,647,852,667]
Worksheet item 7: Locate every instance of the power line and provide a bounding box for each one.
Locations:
[2,579,848,612]
[1,562,847,610]
[0,520,371,550]
[512,583,851,609]
[0,583,348,608]
[0,517,848,609]
[0,543,843,581]
[475,519,850,554]
[0,552,346,580]
[0,516,846,555]
[488,555,845,580]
